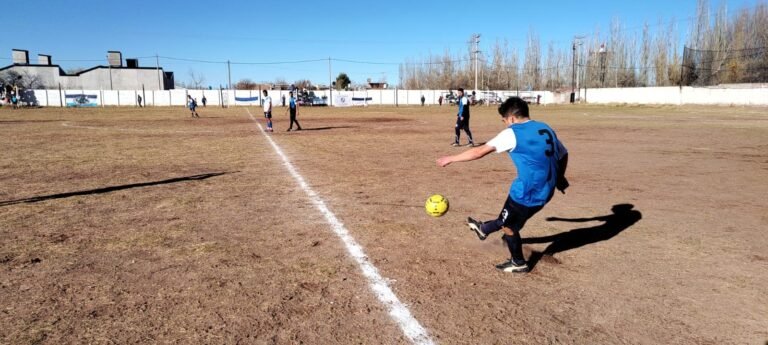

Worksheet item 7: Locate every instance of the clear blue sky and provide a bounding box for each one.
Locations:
[2,0,761,87]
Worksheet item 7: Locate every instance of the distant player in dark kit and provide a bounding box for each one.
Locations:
[437,97,569,273]
[202,95,207,107]
[137,94,143,107]
[452,88,474,147]
[187,95,199,118]
[285,91,302,131]
[262,90,273,132]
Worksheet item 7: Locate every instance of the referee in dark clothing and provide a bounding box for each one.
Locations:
[286,92,302,132]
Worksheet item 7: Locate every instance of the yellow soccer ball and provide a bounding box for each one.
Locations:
[425,194,449,217]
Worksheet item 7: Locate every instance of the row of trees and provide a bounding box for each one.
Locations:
[234,73,353,91]
[399,0,768,90]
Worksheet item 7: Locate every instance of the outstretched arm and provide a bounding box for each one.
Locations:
[437,144,495,167]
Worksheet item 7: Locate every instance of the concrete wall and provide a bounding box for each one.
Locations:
[69,68,166,91]
[581,85,768,106]
[1,65,170,90]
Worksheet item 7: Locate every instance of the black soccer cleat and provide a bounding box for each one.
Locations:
[451,142,461,147]
[495,260,530,273]
[467,217,487,241]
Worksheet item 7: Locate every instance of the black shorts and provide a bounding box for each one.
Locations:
[289,108,296,117]
[455,116,470,128]
[497,195,543,232]
[264,111,272,119]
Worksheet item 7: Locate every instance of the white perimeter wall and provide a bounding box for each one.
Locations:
[14,85,768,107]
[581,85,768,106]
[17,89,554,107]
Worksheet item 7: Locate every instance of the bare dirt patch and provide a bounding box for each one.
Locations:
[1,104,767,344]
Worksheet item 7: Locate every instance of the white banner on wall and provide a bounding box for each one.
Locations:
[64,92,99,107]
[333,94,353,107]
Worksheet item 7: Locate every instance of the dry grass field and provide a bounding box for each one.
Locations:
[1,103,766,345]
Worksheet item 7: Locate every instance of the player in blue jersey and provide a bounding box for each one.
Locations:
[285,91,302,131]
[452,88,474,147]
[437,97,569,273]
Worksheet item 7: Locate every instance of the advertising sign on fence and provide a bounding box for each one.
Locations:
[65,93,99,107]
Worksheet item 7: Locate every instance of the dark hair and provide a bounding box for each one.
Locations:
[457,87,464,93]
[498,97,529,118]
[263,90,268,95]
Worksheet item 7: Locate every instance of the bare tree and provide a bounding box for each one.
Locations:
[397,0,768,89]
[188,69,206,89]
[523,28,542,90]
[235,79,258,90]
[294,79,312,90]
[0,70,44,89]
[273,78,288,88]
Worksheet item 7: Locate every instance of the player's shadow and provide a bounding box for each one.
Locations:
[299,126,356,131]
[524,204,642,270]
[0,172,232,207]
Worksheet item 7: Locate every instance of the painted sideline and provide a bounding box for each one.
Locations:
[246,109,434,345]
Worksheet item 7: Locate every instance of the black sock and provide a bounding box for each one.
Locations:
[480,219,503,235]
[502,233,526,265]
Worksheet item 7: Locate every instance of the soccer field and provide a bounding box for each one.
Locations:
[1,104,767,344]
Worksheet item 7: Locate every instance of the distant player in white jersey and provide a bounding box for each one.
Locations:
[263,90,273,132]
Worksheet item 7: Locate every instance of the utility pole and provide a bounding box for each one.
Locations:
[328,57,332,106]
[155,54,161,90]
[571,35,585,103]
[107,55,113,90]
[227,60,232,90]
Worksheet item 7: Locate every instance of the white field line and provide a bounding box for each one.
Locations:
[245,109,434,345]
[62,122,219,134]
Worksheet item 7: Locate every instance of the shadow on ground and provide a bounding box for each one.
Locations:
[0,172,232,207]
[298,126,357,131]
[524,204,642,270]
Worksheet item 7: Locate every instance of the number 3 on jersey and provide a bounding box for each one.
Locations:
[538,129,555,157]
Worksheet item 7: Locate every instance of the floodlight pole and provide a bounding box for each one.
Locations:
[473,34,481,94]
[571,41,576,102]
[571,36,585,103]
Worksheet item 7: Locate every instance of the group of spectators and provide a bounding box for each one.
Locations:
[0,84,20,109]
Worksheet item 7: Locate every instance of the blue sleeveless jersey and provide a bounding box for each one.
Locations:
[289,97,296,109]
[508,121,564,207]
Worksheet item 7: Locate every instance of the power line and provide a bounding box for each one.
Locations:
[333,58,471,66]
[232,58,329,65]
